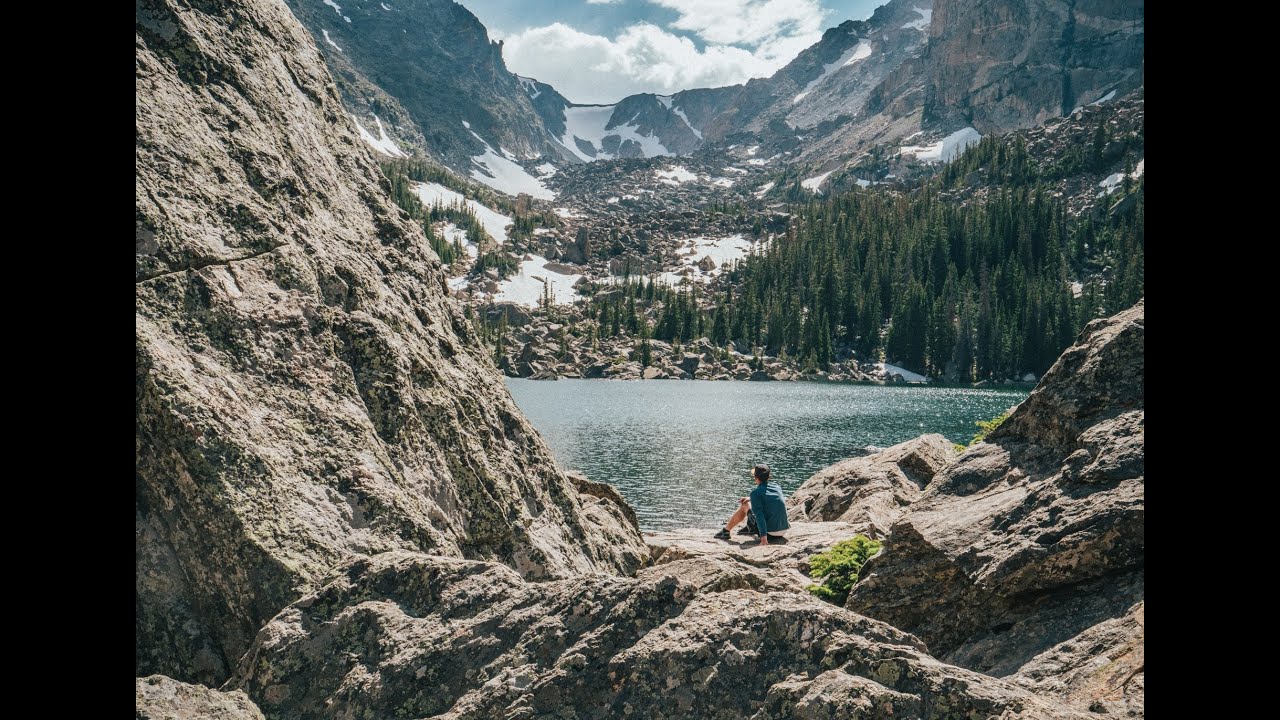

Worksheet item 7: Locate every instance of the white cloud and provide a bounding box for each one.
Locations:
[502,15,824,104]
[652,0,828,48]
[586,0,622,4]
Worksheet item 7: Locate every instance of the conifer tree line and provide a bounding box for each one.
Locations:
[571,174,1142,381]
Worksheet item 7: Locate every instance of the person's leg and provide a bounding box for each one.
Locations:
[725,497,749,530]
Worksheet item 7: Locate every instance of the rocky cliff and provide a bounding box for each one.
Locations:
[848,300,1144,714]
[136,0,645,686]
[284,0,571,168]
[925,0,1145,132]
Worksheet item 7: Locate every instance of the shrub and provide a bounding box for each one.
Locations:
[806,535,882,605]
[969,411,1010,446]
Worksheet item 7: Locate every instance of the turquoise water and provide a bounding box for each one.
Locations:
[507,379,1027,531]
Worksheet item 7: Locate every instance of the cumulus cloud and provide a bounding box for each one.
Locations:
[502,0,829,104]
[653,0,827,48]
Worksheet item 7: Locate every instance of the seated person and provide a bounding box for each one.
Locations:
[713,463,790,544]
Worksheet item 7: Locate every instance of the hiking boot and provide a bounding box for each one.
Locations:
[736,525,755,536]
[712,528,731,540]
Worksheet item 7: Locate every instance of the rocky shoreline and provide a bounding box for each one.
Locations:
[492,308,1038,385]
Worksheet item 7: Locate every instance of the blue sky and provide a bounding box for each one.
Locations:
[459,0,888,103]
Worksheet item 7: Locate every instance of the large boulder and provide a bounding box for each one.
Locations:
[136,0,645,685]
[788,435,956,535]
[136,675,264,720]
[848,301,1144,691]
[232,551,1083,720]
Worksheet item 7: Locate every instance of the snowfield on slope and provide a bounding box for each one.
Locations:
[793,41,873,104]
[351,114,405,157]
[560,105,672,161]
[413,182,513,244]
[900,127,981,163]
[493,255,584,307]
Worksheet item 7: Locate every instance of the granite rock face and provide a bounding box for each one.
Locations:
[788,435,957,535]
[925,0,1146,132]
[136,0,645,685]
[233,551,1083,720]
[847,301,1144,705]
[136,675,265,720]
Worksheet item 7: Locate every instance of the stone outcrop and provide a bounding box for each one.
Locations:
[846,301,1144,711]
[136,675,265,720]
[233,550,1082,720]
[788,435,956,534]
[136,0,644,685]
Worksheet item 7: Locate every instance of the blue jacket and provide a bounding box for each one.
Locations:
[749,481,790,537]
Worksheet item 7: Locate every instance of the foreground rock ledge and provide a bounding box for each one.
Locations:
[232,550,1085,719]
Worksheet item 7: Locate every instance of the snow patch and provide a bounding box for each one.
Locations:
[656,95,673,109]
[322,29,342,52]
[899,127,981,163]
[710,177,735,188]
[554,207,583,219]
[655,165,699,185]
[351,114,404,157]
[517,75,542,100]
[901,6,932,32]
[1089,90,1116,105]
[656,235,754,284]
[493,255,583,308]
[469,135,556,200]
[535,162,557,178]
[878,363,927,383]
[1098,158,1143,195]
[560,105,672,162]
[672,105,703,140]
[323,0,342,14]
[441,223,479,260]
[754,181,775,197]
[794,41,873,104]
[801,171,834,192]
[854,178,870,188]
[413,182,514,244]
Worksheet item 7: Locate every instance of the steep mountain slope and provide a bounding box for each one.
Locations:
[709,0,1144,168]
[705,0,935,145]
[283,0,567,195]
[284,0,1143,189]
[136,0,645,686]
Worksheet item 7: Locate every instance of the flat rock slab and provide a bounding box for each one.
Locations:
[645,521,867,591]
